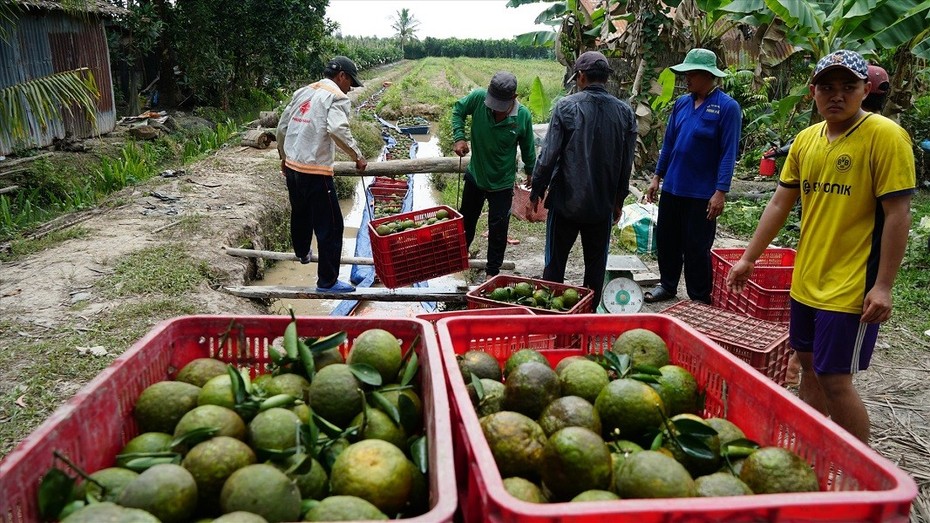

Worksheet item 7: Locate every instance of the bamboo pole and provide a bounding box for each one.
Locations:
[223,247,514,271]
[224,285,466,302]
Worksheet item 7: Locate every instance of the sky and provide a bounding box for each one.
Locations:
[326,0,555,40]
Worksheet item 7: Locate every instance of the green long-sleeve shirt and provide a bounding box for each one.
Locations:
[451,88,536,191]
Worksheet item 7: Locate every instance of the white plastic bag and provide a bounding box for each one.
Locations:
[616,202,657,255]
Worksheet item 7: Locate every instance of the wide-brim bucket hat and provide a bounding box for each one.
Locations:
[670,48,726,78]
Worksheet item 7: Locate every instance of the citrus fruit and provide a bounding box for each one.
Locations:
[280,455,328,500]
[466,378,506,417]
[133,380,201,433]
[213,512,270,523]
[117,432,173,467]
[436,209,450,220]
[347,329,403,384]
[540,426,612,500]
[220,463,302,522]
[558,359,609,404]
[72,467,138,503]
[350,407,407,449]
[550,296,565,311]
[458,350,502,381]
[176,358,229,387]
[651,365,699,416]
[595,378,666,440]
[561,288,581,308]
[554,355,587,375]
[264,373,311,403]
[198,373,236,409]
[614,450,696,499]
[502,477,547,503]
[309,363,363,427]
[304,495,388,521]
[181,436,256,506]
[174,404,246,441]
[514,282,534,298]
[610,439,645,471]
[611,328,669,368]
[377,386,423,430]
[489,287,511,302]
[61,502,159,523]
[739,446,819,493]
[330,439,412,515]
[480,411,547,480]
[118,464,198,523]
[572,489,619,502]
[406,459,429,513]
[314,347,345,371]
[376,225,391,236]
[503,348,550,377]
[661,413,721,477]
[248,407,301,452]
[537,395,601,436]
[705,417,746,446]
[694,471,754,496]
[503,361,561,418]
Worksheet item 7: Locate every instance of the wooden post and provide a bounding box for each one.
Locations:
[333,156,471,177]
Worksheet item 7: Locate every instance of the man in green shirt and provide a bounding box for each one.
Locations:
[452,71,536,281]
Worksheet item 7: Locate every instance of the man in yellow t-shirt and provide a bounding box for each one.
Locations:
[726,50,915,444]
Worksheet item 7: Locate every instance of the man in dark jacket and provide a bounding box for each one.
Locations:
[529,51,638,308]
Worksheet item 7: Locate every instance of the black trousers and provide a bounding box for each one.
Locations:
[542,210,613,309]
[655,192,716,303]
[284,167,344,288]
[459,173,513,276]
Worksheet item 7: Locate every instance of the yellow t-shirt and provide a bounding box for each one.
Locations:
[780,113,916,314]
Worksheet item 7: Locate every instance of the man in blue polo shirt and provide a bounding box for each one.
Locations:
[644,48,742,304]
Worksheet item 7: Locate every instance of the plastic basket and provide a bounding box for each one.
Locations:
[416,306,553,354]
[660,301,792,385]
[372,176,409,190]
[369,205,469,289]
[712,247,795,323]
[466,274,593,315]
[0,315,456,523]
[511,183,547,222]
[435,314,916,523]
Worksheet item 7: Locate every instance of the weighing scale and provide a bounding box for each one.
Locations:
[598,254,648,314]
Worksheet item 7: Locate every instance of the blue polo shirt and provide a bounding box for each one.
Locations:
[655,88,741,199]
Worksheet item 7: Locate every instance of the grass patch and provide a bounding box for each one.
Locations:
[98,244,219,297]
[0,298,198,457]
[0,226,91,262]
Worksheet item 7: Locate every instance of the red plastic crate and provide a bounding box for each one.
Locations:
[712,247,795,323]
[369,205,469,288]
[372,176,409,190]
[0,316,456,523]
[416,306,534,325]
[511,183,547,222]
[435,314,916,523]
[660,301,792,385]
[466,274,593,315]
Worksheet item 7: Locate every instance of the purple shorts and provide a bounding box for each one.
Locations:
[789,298,879,375]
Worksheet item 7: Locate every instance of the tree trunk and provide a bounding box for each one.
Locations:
[154,0,178,108]
[241,130,274,149]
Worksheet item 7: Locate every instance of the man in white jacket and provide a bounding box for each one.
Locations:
[276,56,367,292]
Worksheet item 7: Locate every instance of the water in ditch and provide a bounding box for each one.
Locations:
[258,130,468,317]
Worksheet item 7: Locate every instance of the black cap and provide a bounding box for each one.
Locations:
[569,51,612,82]
[325,56,363,87]
[485,71,517,112]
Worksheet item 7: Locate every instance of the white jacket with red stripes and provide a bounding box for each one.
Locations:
[276,78,364,176]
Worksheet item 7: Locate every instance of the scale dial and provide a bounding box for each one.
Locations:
[602,277,644,313]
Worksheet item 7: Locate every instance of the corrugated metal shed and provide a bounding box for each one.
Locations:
[0,3,118,155]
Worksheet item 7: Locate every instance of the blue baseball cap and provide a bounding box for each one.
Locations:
[812,50,868,84]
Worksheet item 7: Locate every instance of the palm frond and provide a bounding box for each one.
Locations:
[0,67,100,142]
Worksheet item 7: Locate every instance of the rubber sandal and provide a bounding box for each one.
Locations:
[643,285,675,303]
